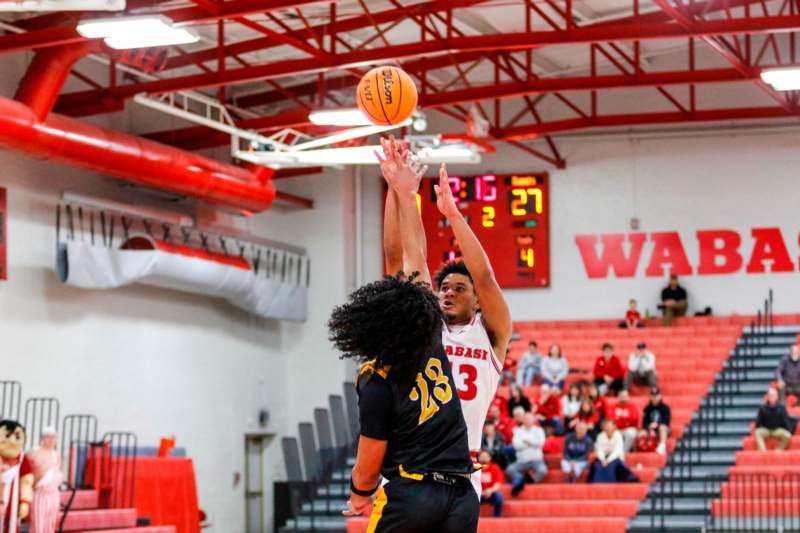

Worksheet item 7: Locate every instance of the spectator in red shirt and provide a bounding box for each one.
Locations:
[489,405,514,443]
[534,384,563,435]
[594,343,625,396]
[587,383,608,420]
[572,398,601,438]
[478,449,505,517]
[619,299,643,328]
[608,389,640,452]
[490,395,508,419]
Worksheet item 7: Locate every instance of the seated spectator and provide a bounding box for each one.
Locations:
[571,399,600,438]
[609,390,640,452]
[517,341,542,387]
[777,344,800,403]
[640,387,671,455]
[490,394,509,419]
[541,343,569,390]
[755,388,795,451]
[478,449,505,517]
[589,420,638,483]
[508,383,532,414]
[562,384,582,428]
[619,298,643,329]
[594,343,625,396]
[489,405,514,444]
[534,384,563,435]
[625,341,657,390]
[587,383,608,419]
[562,421,593,483]
[660,274,688,327]
[505,412,548,496]
[501,347,516,386]
[482,423,509,470]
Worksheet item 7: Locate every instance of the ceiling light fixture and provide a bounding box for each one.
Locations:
[308,109,373,127]
[760,68,800,91]
[0,0,124,10]
[77,15,198,50]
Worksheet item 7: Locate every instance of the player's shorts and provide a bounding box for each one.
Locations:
[365,474,479,533]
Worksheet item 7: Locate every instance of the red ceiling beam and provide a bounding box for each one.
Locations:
[651,0,796,112]
[275,190,314,209]
[53,14,800,114]
[0,26,84,54]
[273,167,322,179]
[0,0,329,55]
[232,51,486,109]
[494,106,794,140]
[145,65,786,151]
[421,68,759,107]
[162,0,490,72]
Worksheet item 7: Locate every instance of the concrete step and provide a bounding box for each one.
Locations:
[723,357,781,370]
[669,450,736,466]
[628,514,706,532]
[637,498,708,514]
[743,325,800,334]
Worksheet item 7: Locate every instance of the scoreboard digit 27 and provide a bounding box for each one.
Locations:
[384,173,550,289]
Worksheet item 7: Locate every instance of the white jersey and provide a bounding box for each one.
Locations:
[442,313,502,495]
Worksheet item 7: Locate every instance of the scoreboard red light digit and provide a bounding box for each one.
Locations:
[384,173,550,289]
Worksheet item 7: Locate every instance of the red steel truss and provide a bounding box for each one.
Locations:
[3,0,800,167]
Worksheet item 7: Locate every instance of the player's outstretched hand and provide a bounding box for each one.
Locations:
[434,163,459,218]
[375,135,409,184]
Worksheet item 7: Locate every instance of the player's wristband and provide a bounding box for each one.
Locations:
[350,478,379,497]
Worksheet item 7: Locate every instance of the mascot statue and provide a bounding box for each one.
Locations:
[0,420,33,533]
[27,427,62,533]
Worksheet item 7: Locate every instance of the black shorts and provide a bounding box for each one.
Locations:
[366,476,479,533]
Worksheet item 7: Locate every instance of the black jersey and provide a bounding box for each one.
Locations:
[356,349,474,479]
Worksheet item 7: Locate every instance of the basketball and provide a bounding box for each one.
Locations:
[356,66,418,126]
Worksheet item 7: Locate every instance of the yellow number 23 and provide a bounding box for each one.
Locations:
[409,358,453,425]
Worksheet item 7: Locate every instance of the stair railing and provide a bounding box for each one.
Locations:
[649,291,777,531]
[705,472,800,532]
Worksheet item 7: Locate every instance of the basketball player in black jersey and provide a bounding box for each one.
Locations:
[328,149,478,533]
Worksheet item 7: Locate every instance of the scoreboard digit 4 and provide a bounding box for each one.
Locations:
[384,173,550,289]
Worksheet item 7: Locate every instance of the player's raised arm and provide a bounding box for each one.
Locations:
[378,136,423,277]
[435,164,512,359]
[378,144,430,285]
[378,137,405,276]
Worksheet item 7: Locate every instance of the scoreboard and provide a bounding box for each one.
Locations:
[384,173,551,289]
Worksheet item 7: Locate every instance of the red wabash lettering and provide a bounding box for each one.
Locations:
[574,233,646,278]
[697,229,743,274]
[746,227,794,273]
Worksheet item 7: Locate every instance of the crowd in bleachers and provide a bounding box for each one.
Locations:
[756,343,800,451]
[478,332,678,516]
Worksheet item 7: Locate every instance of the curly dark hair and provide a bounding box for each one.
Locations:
[328,274,443,378]
[434,260,473,291]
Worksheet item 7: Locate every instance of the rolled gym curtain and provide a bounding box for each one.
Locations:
[56,207,309,322]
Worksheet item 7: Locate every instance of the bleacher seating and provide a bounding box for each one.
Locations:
[346,315,758,533]
[0,380,179,533]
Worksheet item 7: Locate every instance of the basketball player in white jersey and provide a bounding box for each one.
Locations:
[379,136,512,495]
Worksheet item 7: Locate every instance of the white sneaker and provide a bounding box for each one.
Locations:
[656,442,666,455]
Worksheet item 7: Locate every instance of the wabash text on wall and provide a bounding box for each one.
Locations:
[575,228,799,279]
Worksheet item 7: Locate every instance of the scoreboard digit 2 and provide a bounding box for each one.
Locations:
[384,173,550,289]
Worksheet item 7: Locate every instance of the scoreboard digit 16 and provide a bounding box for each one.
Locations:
[384,173,550,289]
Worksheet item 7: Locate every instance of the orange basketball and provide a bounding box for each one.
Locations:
[356,66,418,126]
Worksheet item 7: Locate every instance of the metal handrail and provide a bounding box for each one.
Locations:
[649,291,775,531]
